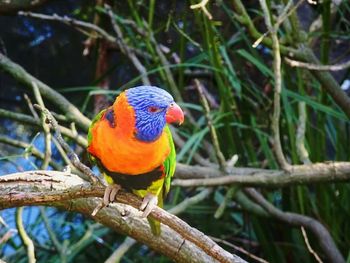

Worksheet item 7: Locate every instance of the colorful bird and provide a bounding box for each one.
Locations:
[87,86,184,235]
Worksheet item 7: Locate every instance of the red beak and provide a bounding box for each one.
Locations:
[166,102,184,125]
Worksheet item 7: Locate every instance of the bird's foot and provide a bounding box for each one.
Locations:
[103,184,121,206]
[140,193,158,217]
[91,184,121,217]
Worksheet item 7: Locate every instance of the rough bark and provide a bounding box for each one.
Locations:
[0,170,246,263]
[174,162,350,187]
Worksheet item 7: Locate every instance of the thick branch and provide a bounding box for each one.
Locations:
[0,171,246,263]
[174,162,350,187]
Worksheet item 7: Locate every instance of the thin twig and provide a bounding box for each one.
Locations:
[259,0,291,170]
[104,4,150,86]
[214,186,239,219]
[16,207,36,263]
[69,224,103,254]
[170,126,214,167]
[0,229,17,245]
[18,11,116,43]
[23,94,39,120]
[231,0,350,119]
[190,0,213,20]
[296,102,311,164]
[301,227,324,263]
[253,0,305,48]
[194,79,227,172]
[0,135,61,170]
[104,237,137,263]
[168,188,213,215]
[32,82,52,170]
[0,52,91,130]
[0,108,87,147]
[39,207,63,253]
[33,105,100,184]
[245,188,344,263]
[19,10,153,62]
[308,0,317,5]
[210,236,269,263]
[142,20,184,104]
[285,57,350,71]
[52,138,73,168]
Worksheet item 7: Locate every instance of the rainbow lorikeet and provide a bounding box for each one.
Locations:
[87,86,184,235]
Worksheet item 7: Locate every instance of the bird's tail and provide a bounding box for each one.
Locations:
[147,193,163,236]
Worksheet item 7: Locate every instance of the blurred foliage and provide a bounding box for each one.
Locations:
[1,0,350,262]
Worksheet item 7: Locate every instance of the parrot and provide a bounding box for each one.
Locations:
[87,86,184,235]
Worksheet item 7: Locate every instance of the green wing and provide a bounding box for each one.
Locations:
[162,125,176,197]
[87,109,106,146]
[148,125,176,236]
[87,109,106,164]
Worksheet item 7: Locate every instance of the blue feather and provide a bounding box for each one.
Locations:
[126,86,174,142]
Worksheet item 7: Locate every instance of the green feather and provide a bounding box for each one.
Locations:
[88,116,176,236]
[163,125,176,197]
[148,125,176,236]
[87,109,106,164]
[87,109,106,146]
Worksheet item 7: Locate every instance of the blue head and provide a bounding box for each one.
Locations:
[126,86,184,142]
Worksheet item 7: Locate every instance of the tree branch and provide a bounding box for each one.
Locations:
[34,104,100,184]
[231,0,350,119]
[285,57,350,71]
[190,0,213,20]
[0,109,87,147]
[0,52,91,130]
[18,11,116,43]
[104,5,150,86]
[32,82,52,170]
[259,0,291,170]
[0,0,49,15]
[0,135,62,171]
[296,102,311,164]
[301,227,323,263]
[16,207,36,263]
[0,170,246,263]
[104,237,137,263]
[194,79,226,171]
[244,188,344,263]
[174,162,350,187]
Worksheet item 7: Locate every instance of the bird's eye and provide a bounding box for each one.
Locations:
[148,106,161,113]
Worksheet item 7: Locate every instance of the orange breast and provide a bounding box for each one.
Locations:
[88,92,170,175]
